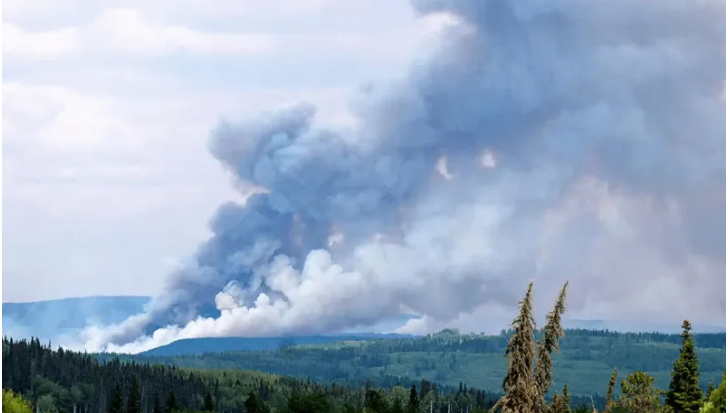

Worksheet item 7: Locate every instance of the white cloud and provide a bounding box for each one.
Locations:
[3,24,81,59]
[4,9,276,61]
[4,2,450,63]
[2,0,363,24]
[3,82,143,153]
[87,9,275,57]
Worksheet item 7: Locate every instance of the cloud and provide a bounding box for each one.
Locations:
[4,9,275,61]
[3,82,143,154]
[3,25,81,59]
[2,0,366,23]
[4,4,456,65]
[87,9,275,57]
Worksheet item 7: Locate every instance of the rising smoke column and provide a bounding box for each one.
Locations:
[88,0,726,353]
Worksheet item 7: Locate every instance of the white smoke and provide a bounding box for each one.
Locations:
[85,0,725,353]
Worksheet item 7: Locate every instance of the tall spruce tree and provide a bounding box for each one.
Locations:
[550,393,565,413]
[492,282,538,413]
[126,377,141,413]
[108,385,123,413]
[666,320,703,413]
[535,281,569,410]
[561,384,571,413]
[604,369,618,413]
[165,393,177,413]
[203,392,214,412]
[407,385,419,413]
[548,387,572,413]
[244,393,265,413]
[152,394,161,413]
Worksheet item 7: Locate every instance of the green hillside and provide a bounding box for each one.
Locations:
[106,328,726,397]
[2,337,599,413]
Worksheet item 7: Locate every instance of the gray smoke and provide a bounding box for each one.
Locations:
[86,0,726,353]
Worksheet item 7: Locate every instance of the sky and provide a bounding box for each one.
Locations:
[2,0,454,302]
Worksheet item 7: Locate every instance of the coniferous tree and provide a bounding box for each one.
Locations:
[126,378,141,413]
[391,396,405,413]
[549,393,564,413]
[364,389,390,413]
[165,393,177,413]
[707,381,716,398]
[561,384,571,413]
[152,394,161,413]
[667,320,703,413]
[547,384,572,413]
[420,380,431,400]
[203,392,214,412]
[493,282,538,413]
[535,282,569,411]
[407,385,420,413]
[286,391,329,413]
[617,371,663,413]
[700,372,726,413]
[604,369,617,413]
[243,393,262,413]
[108,385,123,413]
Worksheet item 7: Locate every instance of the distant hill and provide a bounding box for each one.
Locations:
[563,318,726,333]
[142,333,415,356]
[2,296,150,340]
[110,328,727,397]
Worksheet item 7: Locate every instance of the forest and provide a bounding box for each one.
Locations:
[3,281,726,413]
[99,327,726,396]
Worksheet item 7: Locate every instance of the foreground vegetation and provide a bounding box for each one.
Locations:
[3,281,726,413]
[488,281,724,413]
[3,336,566,413]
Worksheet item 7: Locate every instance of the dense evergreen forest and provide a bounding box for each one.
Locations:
[3,281,726,413]
[1,336,604,413]
[99,328,725,397]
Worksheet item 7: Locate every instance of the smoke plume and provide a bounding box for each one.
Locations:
[86,0,726,353]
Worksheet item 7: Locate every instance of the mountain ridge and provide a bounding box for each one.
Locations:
[140,334,417,356]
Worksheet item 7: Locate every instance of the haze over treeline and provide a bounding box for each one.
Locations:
[4,296,726,351]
